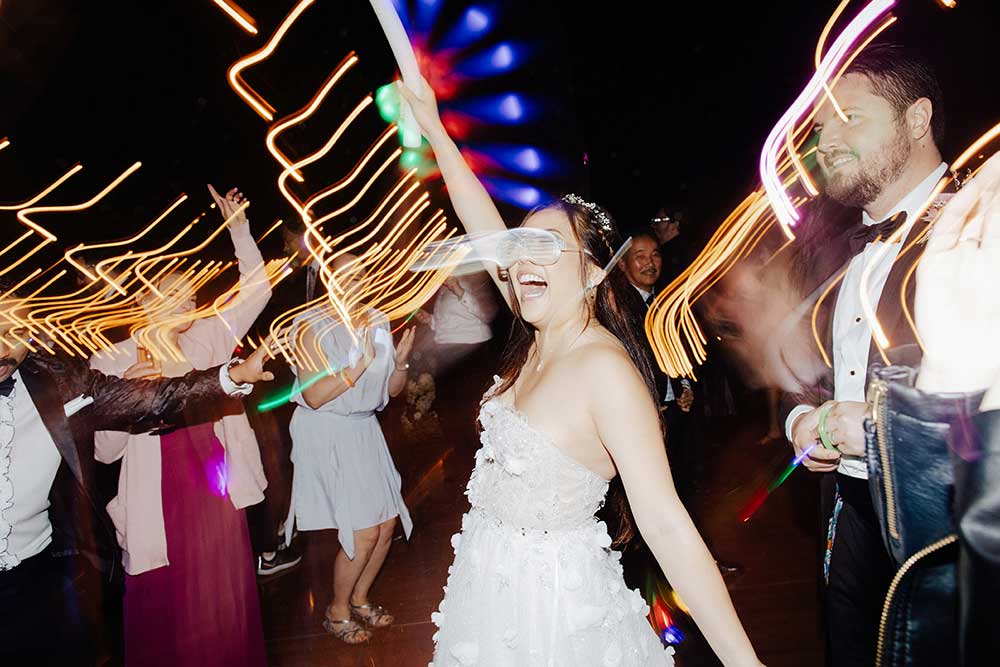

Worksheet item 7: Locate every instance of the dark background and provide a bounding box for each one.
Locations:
[1,0,996,268]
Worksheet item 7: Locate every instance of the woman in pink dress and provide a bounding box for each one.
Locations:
[90,185,271,667]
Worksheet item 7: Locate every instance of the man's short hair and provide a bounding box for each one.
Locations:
[845,42,945,148]
[632,230,660,246]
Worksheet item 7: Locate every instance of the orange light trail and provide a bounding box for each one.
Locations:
[212,0,259,35]
[215,18,458,375]
[70,194,190,295]
[14,161,141,245]
[300,125,398,217]
[265,53,360,181]
[256,218,285,244]
[227,0,316,121]
[814,0,853,123]
[277,95,375,224]
[0,164,84,212]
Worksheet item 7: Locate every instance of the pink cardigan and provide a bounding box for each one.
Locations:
[89,222,271,575]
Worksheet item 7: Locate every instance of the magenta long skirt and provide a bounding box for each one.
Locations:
[124,423,266,667]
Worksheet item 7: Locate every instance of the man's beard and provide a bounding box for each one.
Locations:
[822,123,912,209]
[0,356,19,380]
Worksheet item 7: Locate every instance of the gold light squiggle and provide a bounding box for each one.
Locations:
[227,0,316,121]
[212,0,259,35]
[265,53,360,181]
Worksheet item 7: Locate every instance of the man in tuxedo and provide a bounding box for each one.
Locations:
[0,294,273,665]
[622,231,694,413]
[784,43,949,666]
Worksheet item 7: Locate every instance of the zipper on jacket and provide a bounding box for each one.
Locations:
[869,377,898,540]
[876,534,958,666]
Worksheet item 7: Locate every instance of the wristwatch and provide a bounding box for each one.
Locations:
[224,358,254,396]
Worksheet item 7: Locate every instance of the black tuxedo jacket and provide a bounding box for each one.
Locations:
[17,353,231,579]
[783,203,933,418]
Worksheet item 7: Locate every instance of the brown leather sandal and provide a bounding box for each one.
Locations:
[351,602,395,628]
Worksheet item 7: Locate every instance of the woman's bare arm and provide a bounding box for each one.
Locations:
[297,324,369,409]
[398,80,512,308]
[586,349,762,667]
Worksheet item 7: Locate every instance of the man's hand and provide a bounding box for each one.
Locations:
[677,386,694,412]
[123,360,161,380]
[229,342,275,385]
[915,151,1000,394]
[790,406,841,472]
[822,400,868,457]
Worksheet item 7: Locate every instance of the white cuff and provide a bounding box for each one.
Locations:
[680,379,691,389]
[785,404,813,442]
[663,380,675,403]
[220,360,253,397]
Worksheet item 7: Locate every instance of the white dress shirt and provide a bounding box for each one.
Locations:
[0,370,62,570]
[786,163,948,479]
[0,363,251,571]
[432,276,495,345]
[634,285,654,304]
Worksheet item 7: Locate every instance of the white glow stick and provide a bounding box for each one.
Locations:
[369,0,422,148]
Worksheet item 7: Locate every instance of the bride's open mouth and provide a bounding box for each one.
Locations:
[517,271,548,300]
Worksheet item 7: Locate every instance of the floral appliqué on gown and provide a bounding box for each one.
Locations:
[430,377,674,666]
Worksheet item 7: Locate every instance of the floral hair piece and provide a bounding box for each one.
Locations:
[561,193,613,233]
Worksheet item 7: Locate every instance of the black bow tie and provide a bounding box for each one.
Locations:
[0,376,15,398]
[848,211,907,256]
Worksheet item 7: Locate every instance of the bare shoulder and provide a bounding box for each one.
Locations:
[570,331,646,398]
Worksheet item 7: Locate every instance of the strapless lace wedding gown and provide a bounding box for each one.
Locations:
[430,377,674,666]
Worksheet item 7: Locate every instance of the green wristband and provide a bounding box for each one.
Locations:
[817,404,836,450]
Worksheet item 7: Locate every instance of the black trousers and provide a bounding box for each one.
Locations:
[663,401,696,506]
[0,549,104,666]
[827,473,896,667]
[244,363,297,555]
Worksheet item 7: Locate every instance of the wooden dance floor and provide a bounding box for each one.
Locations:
[260,402,826,666]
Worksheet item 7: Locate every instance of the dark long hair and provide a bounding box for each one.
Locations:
[493,196,661,546]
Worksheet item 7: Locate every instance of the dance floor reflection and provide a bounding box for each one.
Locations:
[259,401,825,666]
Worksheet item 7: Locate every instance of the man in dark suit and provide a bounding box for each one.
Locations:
[0,293,273,665]
[783,43,950,666]
[622,231,694,413]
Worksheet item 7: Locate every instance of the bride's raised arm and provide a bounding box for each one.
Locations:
[398,80,513,308]
[585,347,763,667]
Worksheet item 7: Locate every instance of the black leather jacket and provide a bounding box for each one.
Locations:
[18,353,232,579]
[865,364,998,666]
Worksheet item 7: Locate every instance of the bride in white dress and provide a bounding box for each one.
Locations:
[400,81,764,667]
